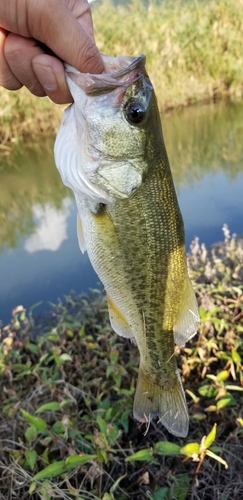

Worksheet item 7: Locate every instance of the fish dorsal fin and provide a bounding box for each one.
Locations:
[173,278,199,347]
[106,293,134,339]
[77,213,86,254]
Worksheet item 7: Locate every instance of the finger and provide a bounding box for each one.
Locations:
[67,0,94,37]
[29,0,104,74]
[0,28,22,90]
[4,33,46,96]
[33,54,73,104]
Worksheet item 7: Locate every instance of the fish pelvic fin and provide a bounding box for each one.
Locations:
[106,293,135,340]
[77,213,86,254]
[133,366,189,437]
[173,277,199,347]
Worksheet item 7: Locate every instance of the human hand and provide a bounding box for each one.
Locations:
[0,0,104,104]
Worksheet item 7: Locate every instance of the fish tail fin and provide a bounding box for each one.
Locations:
[133,366,189,437]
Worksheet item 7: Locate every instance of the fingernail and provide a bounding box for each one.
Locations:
[33,63,58,91]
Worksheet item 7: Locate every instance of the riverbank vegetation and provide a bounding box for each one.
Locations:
[1,0,243,148]
[1,228,243,499]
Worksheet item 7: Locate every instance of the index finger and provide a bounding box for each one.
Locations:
[29,0,104,74]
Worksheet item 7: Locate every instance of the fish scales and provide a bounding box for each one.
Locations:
[55,54,199,437]
[105,161,185,373]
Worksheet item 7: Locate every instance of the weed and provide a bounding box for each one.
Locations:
[0,228,243,499]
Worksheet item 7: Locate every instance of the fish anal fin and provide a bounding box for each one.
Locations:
[77,212,86,254]
[133,366,189,438]
[173,278,199,347]
[106,293,134,340]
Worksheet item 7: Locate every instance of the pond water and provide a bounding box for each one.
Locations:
[0,100,243,324]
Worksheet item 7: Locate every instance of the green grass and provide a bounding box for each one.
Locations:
[1,0,243,147]
[0,87,62,152]
[1,227,243,499]
[94,0,243,109]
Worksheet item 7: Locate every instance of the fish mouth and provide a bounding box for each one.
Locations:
[65,54,147,95]
[102,53,146,77]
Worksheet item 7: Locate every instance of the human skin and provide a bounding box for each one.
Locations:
[0,0,104,104]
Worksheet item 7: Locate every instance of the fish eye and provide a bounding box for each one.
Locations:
[124,100,147,125]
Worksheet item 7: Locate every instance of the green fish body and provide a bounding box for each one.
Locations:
[55,54,199,437]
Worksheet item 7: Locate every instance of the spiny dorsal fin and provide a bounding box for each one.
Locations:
[106,292,134,339]
[173,277,199,347]
[77,213,86,254]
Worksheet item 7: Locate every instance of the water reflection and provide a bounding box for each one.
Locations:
[0,100,243,323]
[178,171,243,245]
[163,100,243,186]
[24,199,72,253]
[0,141,71,252]
[0,202,98,324]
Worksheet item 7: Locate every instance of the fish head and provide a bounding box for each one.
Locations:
[54,54,156,204]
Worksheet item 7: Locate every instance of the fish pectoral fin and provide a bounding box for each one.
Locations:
[133,366,189,438]
[106,293,135,340]
[173,278,199,347]
[77,213,86,254]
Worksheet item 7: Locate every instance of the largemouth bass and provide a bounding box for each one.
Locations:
[54,54,199,437]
